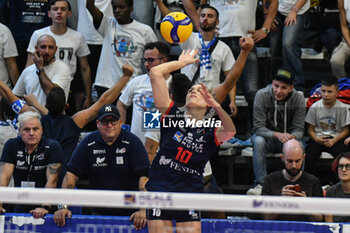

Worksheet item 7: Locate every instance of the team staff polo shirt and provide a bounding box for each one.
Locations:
[1,136,63,188]
[146,102,220,193]
[67,129,150,191]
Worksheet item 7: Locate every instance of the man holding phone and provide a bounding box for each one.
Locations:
[262,139,324,222]
[305,76,350,175]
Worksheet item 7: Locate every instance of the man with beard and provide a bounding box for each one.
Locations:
[180,4,236,115]
[13,34,72,106]
[261,139,324,222]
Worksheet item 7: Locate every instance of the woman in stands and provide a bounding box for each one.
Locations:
[325,152,350,222]
[145,49,235,233]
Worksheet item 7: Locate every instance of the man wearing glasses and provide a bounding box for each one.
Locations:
[54,104,150,230]
[117,41,170,143]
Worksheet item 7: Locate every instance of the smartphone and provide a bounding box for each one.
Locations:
[322,135,334,139]
[291,184,301,192]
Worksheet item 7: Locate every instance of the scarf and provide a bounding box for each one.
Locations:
[198,33,217,77]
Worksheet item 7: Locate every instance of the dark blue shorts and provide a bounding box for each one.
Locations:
[147,208,201,222]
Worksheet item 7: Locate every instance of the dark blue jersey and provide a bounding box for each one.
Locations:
[1,136,63,188]
[146,102,220,193]
[67,129,150,191]
[41,114,81,164]
[8,0,50,41]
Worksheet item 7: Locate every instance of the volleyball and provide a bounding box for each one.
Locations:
[160,12,193,44]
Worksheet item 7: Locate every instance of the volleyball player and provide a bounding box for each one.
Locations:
[145,49,236,233]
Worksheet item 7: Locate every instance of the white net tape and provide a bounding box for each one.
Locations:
[0,187,349,216]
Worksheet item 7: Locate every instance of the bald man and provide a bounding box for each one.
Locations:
[261,139,324,222]
[13,34,72,105]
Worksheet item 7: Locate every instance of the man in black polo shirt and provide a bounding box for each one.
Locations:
[54,104,150,230]
[0,110,62,218]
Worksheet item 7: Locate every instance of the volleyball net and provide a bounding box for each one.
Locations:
[0,187,349,233]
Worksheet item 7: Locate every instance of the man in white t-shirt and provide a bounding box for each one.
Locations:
[76,0,113,85]
[0,23,19,88]
[86,0,157,97]
[305,75,350,174]
[26,0,92,110]
[117,42,171,144]
[13,35,72,106]
[184,0,278,121]
[180,4,236,115]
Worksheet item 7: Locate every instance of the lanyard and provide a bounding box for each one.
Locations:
[25,148,38,182]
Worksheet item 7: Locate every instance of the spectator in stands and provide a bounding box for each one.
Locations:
[330,0,350,79]
[86,0,157,97]
[262,139,324,221]
[0,98,16,189]
[76,0,113,86]
[26,0,92,111]
[0,98,17,155]
[117,42,170,144]
[13,35,72,106]
[248,68,305,195]
[6,0,51,73]
[184,0,278,121]
[325,152,350,222]
[305,76,350,174]
[180,4,237,115]
[0,23,19,87]
[0,111,62,218]
[54,104,150,230]
[269,0,310,92]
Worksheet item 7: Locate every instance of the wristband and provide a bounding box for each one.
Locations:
[11,99,26,115]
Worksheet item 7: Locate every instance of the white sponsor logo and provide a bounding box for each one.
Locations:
[88,141,96,146]
[122,140,130,144]
[93,156,108,167]
[116,148,126,154]
[93,149,106,154]
[17,151,23,157]
[159,155,171,165]
[116,156,124,164]
[17,160,25,167]
[37,153,44,160]
[34,165,46,170]
[196,136,206,143]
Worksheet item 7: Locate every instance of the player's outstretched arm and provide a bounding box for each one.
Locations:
[149,49,199,113]
[72,63,134,129]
